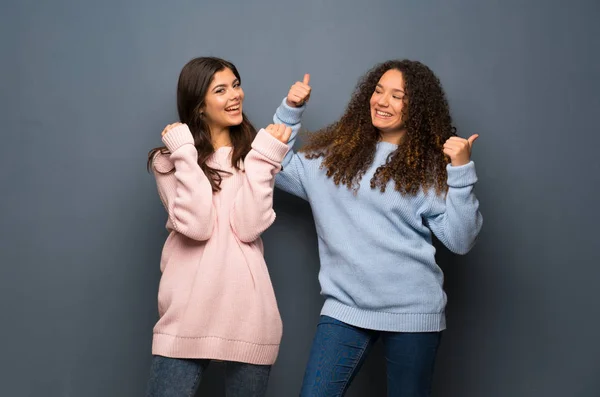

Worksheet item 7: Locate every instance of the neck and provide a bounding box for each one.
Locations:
[210,125,232,149]
[380,129,406,145]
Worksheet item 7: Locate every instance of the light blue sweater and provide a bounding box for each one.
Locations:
[274,99,483,332]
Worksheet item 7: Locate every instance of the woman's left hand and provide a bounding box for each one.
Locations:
[265,123,293,144]
[443,134,479,166]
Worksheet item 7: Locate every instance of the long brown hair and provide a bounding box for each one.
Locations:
[301,60,456,196]
[147,57,256,191]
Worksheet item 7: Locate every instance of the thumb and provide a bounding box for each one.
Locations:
[282,126,292,143]
[467,134,479,146]
[303,73,310,85]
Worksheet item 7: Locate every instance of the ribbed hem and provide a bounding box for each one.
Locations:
[152,333,280,365]
[321,299,446,332]
[252,129,290,163]
[274,97,305,125]
[446,161,478,187]
[162,124,195,153]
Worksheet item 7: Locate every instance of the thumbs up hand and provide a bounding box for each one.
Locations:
[443,134,479,166]
[286,74,311,107]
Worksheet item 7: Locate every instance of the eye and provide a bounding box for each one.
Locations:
[233,82,241,88]
[215,88,225,94]
[393,95,403,100]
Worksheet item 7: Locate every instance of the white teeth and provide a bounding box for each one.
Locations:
[376,110,392,117]
[225,106,240,111]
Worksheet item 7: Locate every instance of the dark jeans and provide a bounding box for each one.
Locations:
[300,316,442,397]
[146,355,271,397]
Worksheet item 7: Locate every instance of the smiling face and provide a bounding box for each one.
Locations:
[369,68,407,138]
[202,67,245,132]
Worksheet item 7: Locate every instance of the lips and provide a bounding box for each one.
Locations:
[374,108,393,119]
[225,103,241,112]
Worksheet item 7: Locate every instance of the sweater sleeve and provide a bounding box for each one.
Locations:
[153,124,215,241]
[229,129,290,243]
[272,98,309,201]
[423,161,483,255]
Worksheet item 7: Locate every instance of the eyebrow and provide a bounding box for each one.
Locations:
[376,83,405,93]
[212,79,240,91]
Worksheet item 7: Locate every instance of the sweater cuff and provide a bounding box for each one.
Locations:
[446,161,478,187]
[252,129,290,163]
[275,97,305,125]
[162,124,195,153]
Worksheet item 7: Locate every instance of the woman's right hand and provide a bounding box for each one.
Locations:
[161,122,183,137]
[286,74,311,107]
[265,124,292,144]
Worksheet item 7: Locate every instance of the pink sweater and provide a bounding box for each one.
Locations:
[150,124,288,365]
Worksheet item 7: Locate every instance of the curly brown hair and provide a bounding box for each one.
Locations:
[300,60,456,196]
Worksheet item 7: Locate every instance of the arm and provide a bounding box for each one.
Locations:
[230,128,290,243]
[273,74,312,200]
[424,161,483,255]
[153,124,215,241]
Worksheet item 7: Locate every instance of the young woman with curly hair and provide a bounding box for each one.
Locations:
[272,60,483,397]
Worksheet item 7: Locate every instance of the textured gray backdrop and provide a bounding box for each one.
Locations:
[1,0,599,396]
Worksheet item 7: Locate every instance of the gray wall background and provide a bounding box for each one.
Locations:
[1,0,599,396]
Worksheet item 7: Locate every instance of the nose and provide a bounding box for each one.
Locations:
[376,93,389,107]
[230,89,241,102]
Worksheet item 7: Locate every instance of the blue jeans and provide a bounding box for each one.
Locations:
[300,316,442,397]
[146,356,271,397]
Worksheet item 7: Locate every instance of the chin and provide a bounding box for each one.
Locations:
[371,119,386,131]
[226,116,243,126]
